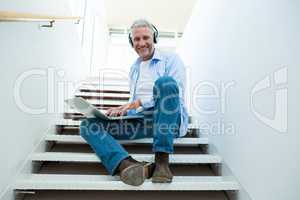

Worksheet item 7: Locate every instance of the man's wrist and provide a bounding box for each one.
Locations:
[129,99,141,109]
[135,99,141,108]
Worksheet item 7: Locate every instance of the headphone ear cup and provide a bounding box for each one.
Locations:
[152,25,158,44]
[153,33,157,43]
[128,34,133,47]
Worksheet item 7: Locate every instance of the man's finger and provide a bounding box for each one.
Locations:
[106,110,112,116]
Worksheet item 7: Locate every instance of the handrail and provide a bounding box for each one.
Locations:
[0,11,82,26]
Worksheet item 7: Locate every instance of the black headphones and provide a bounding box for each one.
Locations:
[128,24,159,47]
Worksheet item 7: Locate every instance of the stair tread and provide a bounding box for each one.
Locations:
[14,174,239,191]
[75,94,129,101]
[79,88,130,94]
[76,92,130,98]
[31,152,222,163]
[80,84,129,91]
[45,135,208,145]
[81,98,128,104]
[63,112,193,122]
[56,119,199,129]
[81,81,129,87]
[63,112,193,117]
[85,76,129,82]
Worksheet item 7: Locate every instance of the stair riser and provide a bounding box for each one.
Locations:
[31,153,222,164]
[55,125,199,137]
[76,95,129,101]
[63,113,193,123]
[18,190,230,200]
[37,162,216,176]
[46,137,207,146]
[80,89,130,94]
[46,143,204,154]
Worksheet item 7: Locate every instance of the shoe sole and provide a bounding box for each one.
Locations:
[120,163,152,186]
[152,176,173,183]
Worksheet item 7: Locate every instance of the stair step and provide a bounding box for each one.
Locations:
[55,122,199,137]
[56,119,199,129]
[55,127,199,137]
[85,76,129,82]
[49,143,204,154]
[63,112,194,123]
[75,93,130,101]
[14,174,239,191]
[82,99,128,105]
[31,152,222,164]
[81,81,129,87]
[38,162,215,176]
[80,88,130,94]
[80,85,129,92]
[20,190,229,200]
[45,135,208,146]
[77,91,130,97]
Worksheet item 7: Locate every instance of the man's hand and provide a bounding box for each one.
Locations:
[106,105,130,117]
[106,100,141,117]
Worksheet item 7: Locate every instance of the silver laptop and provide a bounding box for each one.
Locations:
[65,97,143,120]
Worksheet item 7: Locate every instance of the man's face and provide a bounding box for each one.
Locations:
[131,26,154,61]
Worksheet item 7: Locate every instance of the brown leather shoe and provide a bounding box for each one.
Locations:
[152,152,173,183]
[118,157,154,186]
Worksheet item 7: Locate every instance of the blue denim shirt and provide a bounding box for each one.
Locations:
[127,49,188,137]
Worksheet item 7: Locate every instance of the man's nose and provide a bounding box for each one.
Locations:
[138,39,146,47]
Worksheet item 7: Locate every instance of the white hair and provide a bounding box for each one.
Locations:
[129,19,155,36]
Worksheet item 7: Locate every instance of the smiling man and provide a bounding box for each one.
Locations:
[132,26,154,60]
[80,19,188,186]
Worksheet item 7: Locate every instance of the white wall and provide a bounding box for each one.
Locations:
[0,1,91,199]
[179,0,299,199]
[81,0,109,75]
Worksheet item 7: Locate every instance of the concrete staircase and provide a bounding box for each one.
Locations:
[13,78,239,200]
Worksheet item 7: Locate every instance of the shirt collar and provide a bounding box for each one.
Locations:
[134,48,162,66]
[151,49,163,61]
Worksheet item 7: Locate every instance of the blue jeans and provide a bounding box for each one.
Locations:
[80,76,181,175]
